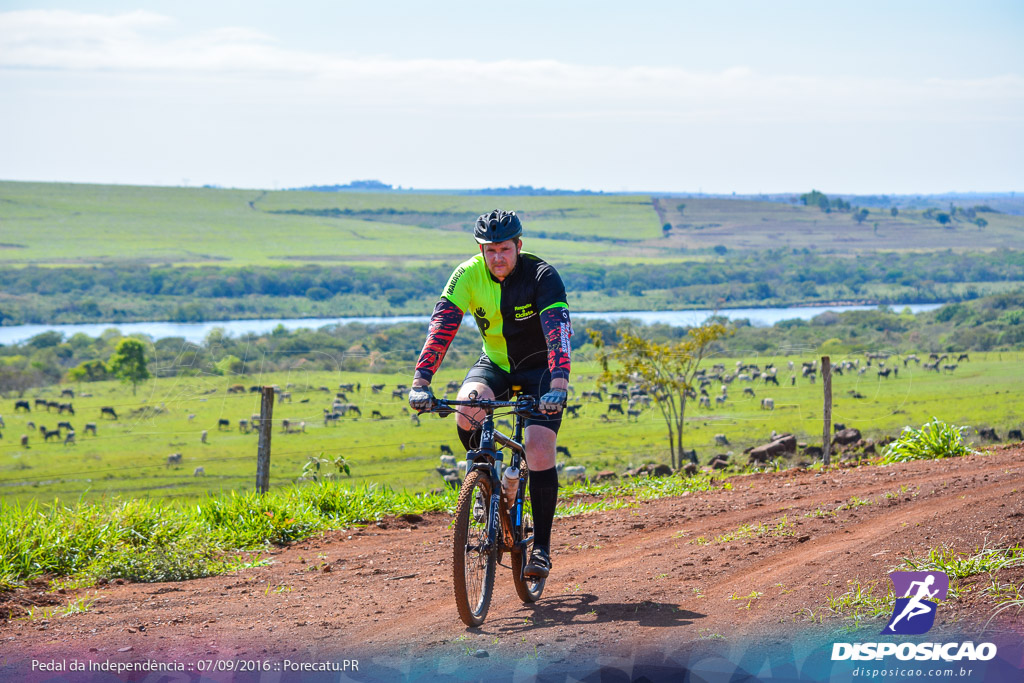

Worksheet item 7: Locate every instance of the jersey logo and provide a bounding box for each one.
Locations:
[445,266,466,297]
[514,304,535,320]
[473,307,490,334]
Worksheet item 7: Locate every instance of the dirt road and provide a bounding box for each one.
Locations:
[4,446,1023,681]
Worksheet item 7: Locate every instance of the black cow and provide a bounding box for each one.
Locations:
[217,418,231,431]
[440,444,454,456]
[14,400,30,413]
[556,445,572,458]
[100,406,118,420]
[607,403,624,414]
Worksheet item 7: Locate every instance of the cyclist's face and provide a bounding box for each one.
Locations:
[480,239,521,280]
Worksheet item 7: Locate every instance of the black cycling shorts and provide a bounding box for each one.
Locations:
[462,354,563,435]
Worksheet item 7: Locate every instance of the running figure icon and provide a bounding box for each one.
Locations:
[883,571,949,635]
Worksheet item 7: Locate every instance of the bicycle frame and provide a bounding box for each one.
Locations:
[434,395,536,558]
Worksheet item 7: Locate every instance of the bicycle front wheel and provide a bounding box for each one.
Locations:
[452,469,497,626]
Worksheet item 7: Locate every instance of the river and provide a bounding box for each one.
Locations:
[0,303,945,346]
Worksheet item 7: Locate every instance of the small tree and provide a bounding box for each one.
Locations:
[853,208,869,224]
[108,338,150,395]
[890,207,899,216]
[590,321,732,470]
[67,359,110,383]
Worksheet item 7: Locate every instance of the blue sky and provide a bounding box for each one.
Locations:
[1,1,1021,193]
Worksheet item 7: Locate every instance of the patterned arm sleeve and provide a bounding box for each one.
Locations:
[539,304,572,381]
[414,299,465,383]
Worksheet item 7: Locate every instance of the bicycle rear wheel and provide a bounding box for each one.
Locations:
[511,478,545,603]
[452,469,497,626]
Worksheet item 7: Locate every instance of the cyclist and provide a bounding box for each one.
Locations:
[409,209,572,579]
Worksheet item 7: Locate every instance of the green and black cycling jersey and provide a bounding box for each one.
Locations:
[414,251,572,382]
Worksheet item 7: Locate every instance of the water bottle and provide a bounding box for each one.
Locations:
[501,466,520,510]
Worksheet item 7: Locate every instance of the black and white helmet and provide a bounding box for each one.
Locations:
[474,209,522,244]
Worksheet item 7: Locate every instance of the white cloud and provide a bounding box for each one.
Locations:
[2,9,1021,126]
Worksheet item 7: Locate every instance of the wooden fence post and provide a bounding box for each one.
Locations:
[822,355,832,467]
[256,386,274,494]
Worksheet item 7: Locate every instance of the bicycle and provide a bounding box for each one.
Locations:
[427,391,546,626]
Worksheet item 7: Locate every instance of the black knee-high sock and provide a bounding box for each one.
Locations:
[457,426,481,451]
[529,467,559,552]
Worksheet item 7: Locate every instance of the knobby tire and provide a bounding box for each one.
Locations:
[452,469,496,627]
[510,475,545,603]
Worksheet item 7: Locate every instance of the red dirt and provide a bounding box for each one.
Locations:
[3,446,1024,680]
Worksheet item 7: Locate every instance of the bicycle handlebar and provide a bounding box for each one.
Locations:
[427,394,545,420]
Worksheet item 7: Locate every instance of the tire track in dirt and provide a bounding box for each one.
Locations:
[2,448,1022,669]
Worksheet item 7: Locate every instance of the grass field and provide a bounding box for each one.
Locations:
[2,182,1021,268]
[2,351,1021,507]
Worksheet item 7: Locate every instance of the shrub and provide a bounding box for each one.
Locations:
[880,418,978,463]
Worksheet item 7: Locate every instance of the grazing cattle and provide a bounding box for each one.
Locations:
[347,405,361,417]
[715,395,727,406]
[84,422,97,436]
[100,406,118,420]
[410,414,420,426]
[764,374,780,386]
[391,389,405,400]
[627,409,641,421]
[743,387,755,397]
[565,404,581,418]
[599,414,611,423]
[249,386,262,393]
[957,353,970,362]
[556,445,571,458]
[27,421,35,430]
[761,398,774,410]
[1007,429,1023,441]
[60,389,74,399]
[194,466,205,476]
[57,421,74,432]
[319,386,331,393]
[440,454,457,468]
[217,418,230,431]
[699,396,711,408]
[372,410,384,420]
[167,453,182,467]
[371,384,385,394]
[336,393,349,401]
[609,392,628,402]
[201,429,208,444]
[35,399,48,409]
[607,403,624,415]
[279,391,292,403]
[877,369,892,379]
[562,465,586,481]
[250,413,261,428]
[324,411,341,426]
[44,429,60,441]
[440,445,454,456]
[446,380,461,394]
[714,434,730,446]
[20,434,29,448]
[227,384,246,394]
[339,383,355,392]
[14,400,30,413]
[285,421,306,434]
[239,419,250,433]
[63,431,76,446]
[942,364,958,374]
[582,391,603,402]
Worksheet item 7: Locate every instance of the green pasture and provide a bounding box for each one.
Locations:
[1,352,1021,507]
[0,182,654,267]
[3,182,1021,269]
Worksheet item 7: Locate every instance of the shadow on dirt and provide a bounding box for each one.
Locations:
[486,594,706,633]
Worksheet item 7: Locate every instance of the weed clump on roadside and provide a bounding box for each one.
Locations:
[879,417,978,464]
